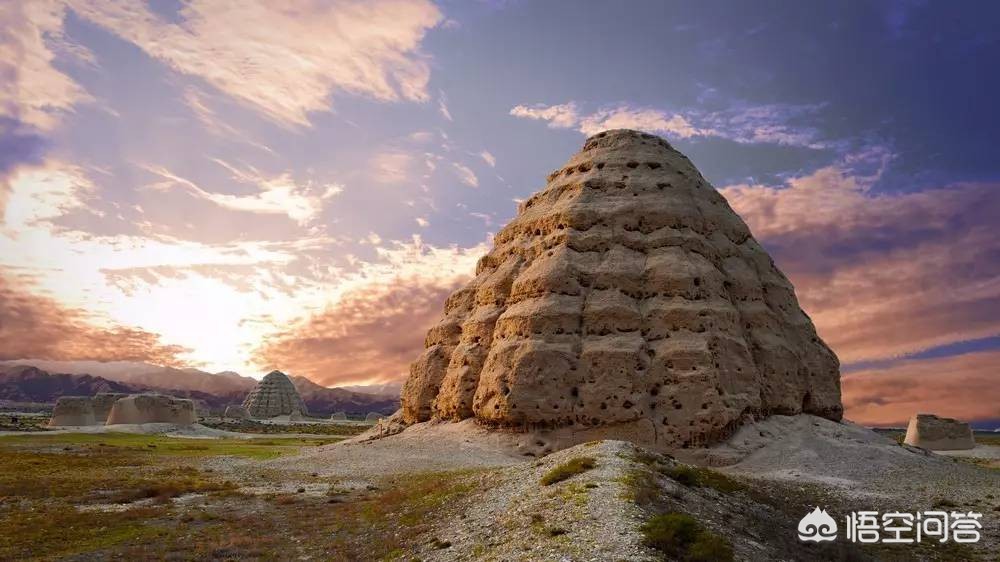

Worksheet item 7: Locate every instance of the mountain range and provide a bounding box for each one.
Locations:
[0,361,399,416]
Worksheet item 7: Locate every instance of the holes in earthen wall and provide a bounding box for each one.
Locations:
[646,162,662,169]
[596,162,605,170]
[626,161,639,169]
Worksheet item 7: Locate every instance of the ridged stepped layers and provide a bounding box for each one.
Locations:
[242,370,308,419]
[401,129,842,449]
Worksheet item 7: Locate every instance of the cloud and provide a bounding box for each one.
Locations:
[0,268,190,365]
[510,102,581,129]
[143,161,342,226]
[0,1,93,131]
[842,350,1000,426]
[67,0,444,127]
[370,151,416,184]
[251,237,487,385]
[2,160,94,230]
[479,150,496,167]
[721,151,1000,363]
[451,162,479,187]
[510,101,826,147]
[437,90,452,121]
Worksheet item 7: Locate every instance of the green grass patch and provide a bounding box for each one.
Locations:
[660,465,746,494]
[0,504,169,560]
[0,432,343,460]
[641,513,733,562]
[540,456,597,486]
[618,468,661,505]
[200,419,368,436]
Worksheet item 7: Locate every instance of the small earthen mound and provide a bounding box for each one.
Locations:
[106,394,197,425]
[365,412,386,422]
[904,413,975,451]
[330,411,348,421]
[242,370,309,419]
[48,396,97,427]
[224,405,250,420]
[400,129,842,451]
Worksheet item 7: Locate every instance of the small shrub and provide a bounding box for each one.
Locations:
[540,457,596,486]
[687,531,734,562]
[661,465,746,494]
[663,465,700,487]
[547,527,568,537]
[641,513,734,562]
[619,469,660,505]
[933,498,958,509]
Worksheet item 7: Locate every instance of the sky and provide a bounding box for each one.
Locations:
[1,0,998,426]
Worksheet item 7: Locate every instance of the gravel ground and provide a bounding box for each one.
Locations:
[704,415,1000,559]
[264,419,525,479]
[420,441,659,562]
[195,414,1000,560]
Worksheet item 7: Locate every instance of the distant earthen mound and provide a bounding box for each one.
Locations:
[224,405,250,420]
[48,396,97,426]
[904,414,975,451]
[330,411,348,421]
[93,393,129,423]
[242,371,308,419]
[400,129,842,449]
[106,394,197,425]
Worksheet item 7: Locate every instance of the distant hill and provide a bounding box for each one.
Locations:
[98,366,257,395]
[0,365,138,402]
[338,381,402,399]
[0,363,399,416]
[291,376,399,416]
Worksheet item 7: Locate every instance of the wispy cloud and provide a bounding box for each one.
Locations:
[437,90,453,121]
[143,161,342,226]
[0,2,93,132]
[251,236,487,385]
[479,150,496,167]
[451,161,479,187]
[67,0,444,128]
[510,100,827,148]
[842,350,1000,426]
[721,148,1000,363]
[0,267,191,365]
[370,151,416,184]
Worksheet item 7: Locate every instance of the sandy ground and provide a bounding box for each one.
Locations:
[266,419,525,479]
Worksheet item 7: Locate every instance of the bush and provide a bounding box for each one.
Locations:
[540,457,596,486]
[641,513,733,562]
[661,465,746,494]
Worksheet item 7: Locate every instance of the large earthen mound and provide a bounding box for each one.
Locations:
[93,393,129,423]
[242,370,308,419]
[904,413,975,451]
[106,394,197,425]
[401,129,842,449]
[48,396,97,426]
